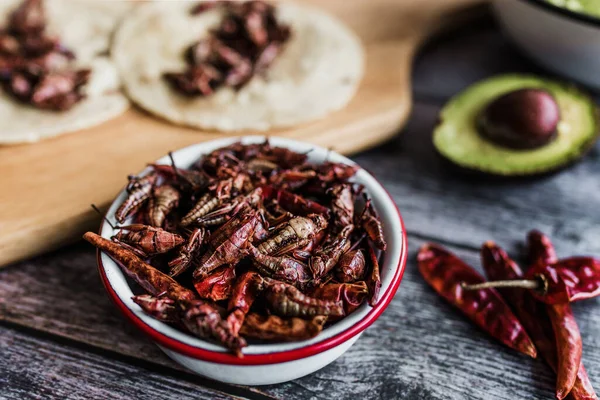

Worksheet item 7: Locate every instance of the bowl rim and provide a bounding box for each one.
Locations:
[96,136,407,366]
[518,0,600,28]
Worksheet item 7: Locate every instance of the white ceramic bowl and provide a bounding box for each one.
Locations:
[96,136,407,385]
[493,0,600,90]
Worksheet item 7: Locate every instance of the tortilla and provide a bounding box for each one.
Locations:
[113,1,365,131]
[0,0,132,144]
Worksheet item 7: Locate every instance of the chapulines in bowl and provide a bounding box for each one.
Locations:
[84,139,388,357]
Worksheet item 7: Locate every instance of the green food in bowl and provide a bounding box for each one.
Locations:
[546,0,600,18]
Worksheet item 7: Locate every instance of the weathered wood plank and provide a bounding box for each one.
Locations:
[2,236,599,399]
[0,244,272,400]
[0,325,239,400]
[0,243,174,369]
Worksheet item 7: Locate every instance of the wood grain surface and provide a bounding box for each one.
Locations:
[0,0,484,268]
[3,12,600,400]
[0,326,240,400]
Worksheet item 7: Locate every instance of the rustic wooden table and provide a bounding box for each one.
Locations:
[2,14,599,400]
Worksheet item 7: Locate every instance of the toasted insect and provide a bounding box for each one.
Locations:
[181,194,221,227]
[264,279,344,318]
[357,196,386,251]
[335,249,366,283]
[240,314,327,342]
[112,224,184,258]
[147,185,180,227]
[193,211,259,278]
[309,225,353,279]
[257,214,328,256]
[168,228,205,277]
[116,173,157,223]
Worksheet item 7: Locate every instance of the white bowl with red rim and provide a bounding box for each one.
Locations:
[96,136,407,385]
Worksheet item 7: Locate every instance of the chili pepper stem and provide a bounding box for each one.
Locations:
[461,279,541,291]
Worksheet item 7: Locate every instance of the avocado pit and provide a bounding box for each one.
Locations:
[477,88,560,150]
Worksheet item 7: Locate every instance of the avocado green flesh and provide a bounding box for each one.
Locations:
[546,0,600,18]
[433,75,598,175]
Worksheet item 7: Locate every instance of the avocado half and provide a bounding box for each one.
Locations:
[433,74,599,176]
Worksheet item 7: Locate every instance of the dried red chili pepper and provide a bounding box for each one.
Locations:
[193,265,237,301]
[481,241,586,400]
[482,241,556,351]
[227,271,264,336]
[528,231,596,400]
[464,256,600,305]
[548,303,583,400]
[83,232,196,302]
[418,243,537,358]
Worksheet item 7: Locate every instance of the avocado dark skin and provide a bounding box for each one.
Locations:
[477,88,561,150]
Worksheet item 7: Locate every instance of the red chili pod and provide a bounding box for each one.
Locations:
[525,257,600,304]
[418,243,537,358]
[227,271,264,336]
[193,265,237,302]
[465,256,600,305]
[482,240,589,400]
[83,232,196,302]
[481,242,556,360]
[528,231,596,400]
[547,303,583,400]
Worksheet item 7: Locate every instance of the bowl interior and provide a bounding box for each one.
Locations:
[99,135,405,356]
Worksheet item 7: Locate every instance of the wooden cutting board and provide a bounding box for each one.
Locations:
[0,0,485,267]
